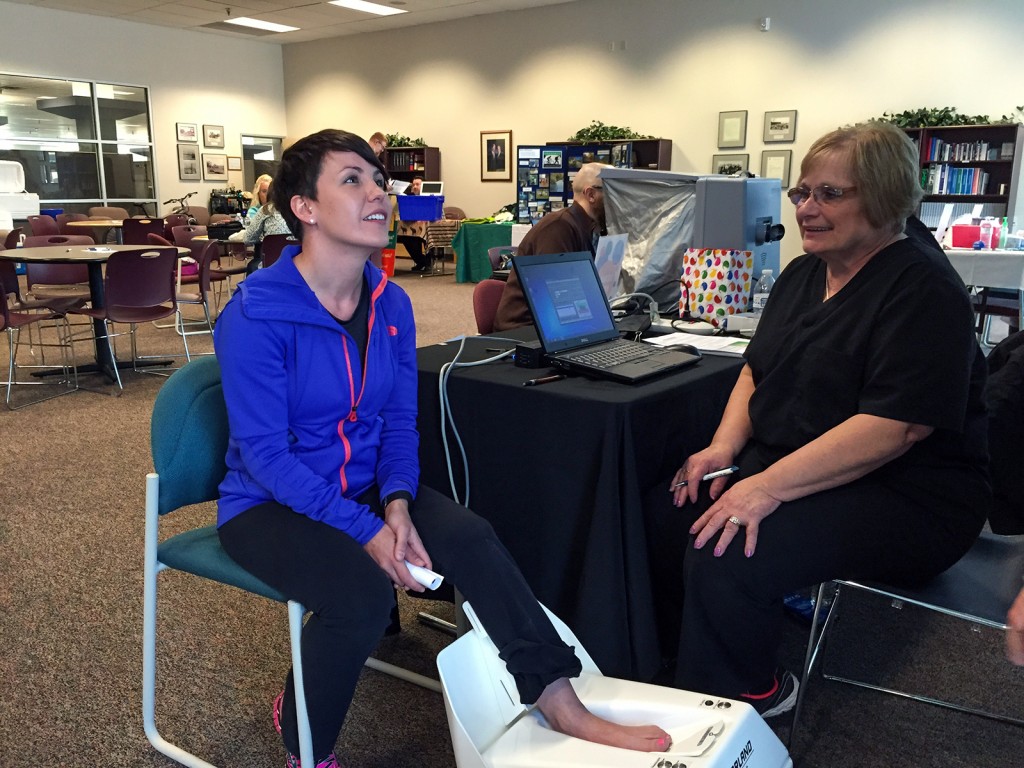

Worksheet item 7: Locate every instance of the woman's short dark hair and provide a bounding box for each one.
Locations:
[800,121,923,234]
[271,129,389,240]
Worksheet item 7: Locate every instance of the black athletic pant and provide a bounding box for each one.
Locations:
[653,445,983,699]
[219,485,580,760]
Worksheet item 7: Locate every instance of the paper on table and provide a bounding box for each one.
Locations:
[646,331,750,357]
[405,561,444,590]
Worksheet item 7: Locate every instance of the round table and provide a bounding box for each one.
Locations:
[66,218,124,244]
[0,244,187,380]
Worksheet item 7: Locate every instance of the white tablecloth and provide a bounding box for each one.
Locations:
[945,249,1024,291]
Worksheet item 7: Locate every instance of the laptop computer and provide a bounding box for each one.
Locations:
[513,251,701,384]
[420,181,444,195]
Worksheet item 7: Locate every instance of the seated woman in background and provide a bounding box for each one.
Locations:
[214,128,672,767]
[231,181,292,272]
[659,121,989,717]
[247,173,273,217]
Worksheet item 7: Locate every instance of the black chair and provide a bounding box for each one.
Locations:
[791,530,1024,743]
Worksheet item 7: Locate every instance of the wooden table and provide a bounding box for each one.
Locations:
[0,244,187,380]
[66,218,124,244]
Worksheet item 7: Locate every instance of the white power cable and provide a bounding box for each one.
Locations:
[436,336,516,507]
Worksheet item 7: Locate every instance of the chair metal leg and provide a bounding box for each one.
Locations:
[789,582,839,746]
[288,601,314,768]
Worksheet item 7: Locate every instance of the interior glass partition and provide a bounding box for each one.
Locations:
[0,72,155,215]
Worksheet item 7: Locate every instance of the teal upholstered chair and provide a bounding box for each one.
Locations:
[142,354,314,767]
[143,356,439,768]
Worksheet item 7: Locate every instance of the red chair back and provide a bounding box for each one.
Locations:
[260,234,298,269]
[121,218,166,245]
[171,225,207,247]
[23,235,95,288]
[56,213,92,240]
[3,227,22,250]
[103,248,177,320]
[163,214,189,239]
[26,215,59,237]
[22,235,95,249]
[472,279,506,335]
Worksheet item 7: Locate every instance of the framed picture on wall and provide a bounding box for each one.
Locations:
[177,144,201,181]
[712,153,749,175]
[203,124,225,148]
[717,110,748,149]
[763,110,797,143]
[227,156,242,171]
[176,122,197,143]
[760,149,792,187]
[202,153,228,181]
[480,130,512,181]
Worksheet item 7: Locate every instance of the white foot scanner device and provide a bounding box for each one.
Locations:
[437,602,793,768]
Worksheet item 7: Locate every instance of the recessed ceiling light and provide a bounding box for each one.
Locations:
[328,1,407,16]
[224,17,300,33]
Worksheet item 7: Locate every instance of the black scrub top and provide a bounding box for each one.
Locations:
[744,237,989,518]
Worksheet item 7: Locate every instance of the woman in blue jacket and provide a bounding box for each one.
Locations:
[213,129,671,768]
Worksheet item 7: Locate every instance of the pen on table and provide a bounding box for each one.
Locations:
[673,465,739,488]
[522,374,566,387]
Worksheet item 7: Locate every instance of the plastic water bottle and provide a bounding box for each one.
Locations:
[752,269,775,314]
[979,219,994,249]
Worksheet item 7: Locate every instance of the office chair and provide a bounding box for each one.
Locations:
[1,260,78,409]
[144,357,441,768]
[791,530,1024,744]
[472,279,506,335]
[486,246,516,271]
[121,217,166,245]
[26,213,59,236]
[67,247,188,391]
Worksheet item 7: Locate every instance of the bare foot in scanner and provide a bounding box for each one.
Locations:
[536,678,672,752]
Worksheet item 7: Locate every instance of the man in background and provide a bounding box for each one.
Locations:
[494,162,609,330]
[398,175,431,272]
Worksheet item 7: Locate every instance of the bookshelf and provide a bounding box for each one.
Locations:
[383,146,440,182]
[552,139,672,170]
[910,123,1024,231]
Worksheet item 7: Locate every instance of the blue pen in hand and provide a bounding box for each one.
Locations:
[673,465,739,488]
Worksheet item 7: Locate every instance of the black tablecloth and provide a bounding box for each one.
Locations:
[416,335,744,680]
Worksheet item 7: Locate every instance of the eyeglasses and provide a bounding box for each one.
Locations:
[787,184,857,206]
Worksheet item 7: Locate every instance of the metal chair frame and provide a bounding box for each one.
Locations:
[791,531,1024,745]
[143,357,440,768]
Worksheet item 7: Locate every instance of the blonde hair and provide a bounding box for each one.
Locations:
[800,122,922,234]
[250,174,273,207]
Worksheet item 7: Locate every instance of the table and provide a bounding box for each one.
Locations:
[66,218,124,244]
[946,248,1024,329]
[416,335,744,680]
[0,244,187,380]
[453,222,513,283]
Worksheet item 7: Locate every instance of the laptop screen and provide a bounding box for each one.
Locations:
[420,181,443,195]
[513,252,621,353]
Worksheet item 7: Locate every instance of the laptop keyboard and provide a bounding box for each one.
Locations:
[563,340,655,369]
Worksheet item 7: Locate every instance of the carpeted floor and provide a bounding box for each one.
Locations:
[2,260,1022,767]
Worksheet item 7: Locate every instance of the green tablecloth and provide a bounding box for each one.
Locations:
[453,222,512,283]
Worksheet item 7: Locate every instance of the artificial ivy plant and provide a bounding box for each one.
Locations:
[871,106,1023,128]
[385,133,427,148]
[566,120,652,142]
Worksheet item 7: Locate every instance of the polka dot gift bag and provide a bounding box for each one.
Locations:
[679,248,754,327]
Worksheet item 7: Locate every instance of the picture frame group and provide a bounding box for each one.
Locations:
[481,130,512,182]
[763,110,797,143]
[712,153,749,176]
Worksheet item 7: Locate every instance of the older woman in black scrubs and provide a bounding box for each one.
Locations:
[667,121,989,716]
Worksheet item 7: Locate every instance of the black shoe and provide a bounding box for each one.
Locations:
[410,264,425,273]
[742,667,799,718]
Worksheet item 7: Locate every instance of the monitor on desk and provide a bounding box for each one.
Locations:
[420,181,443,195]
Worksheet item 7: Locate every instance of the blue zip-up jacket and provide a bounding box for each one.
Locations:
[213,247,419,545]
